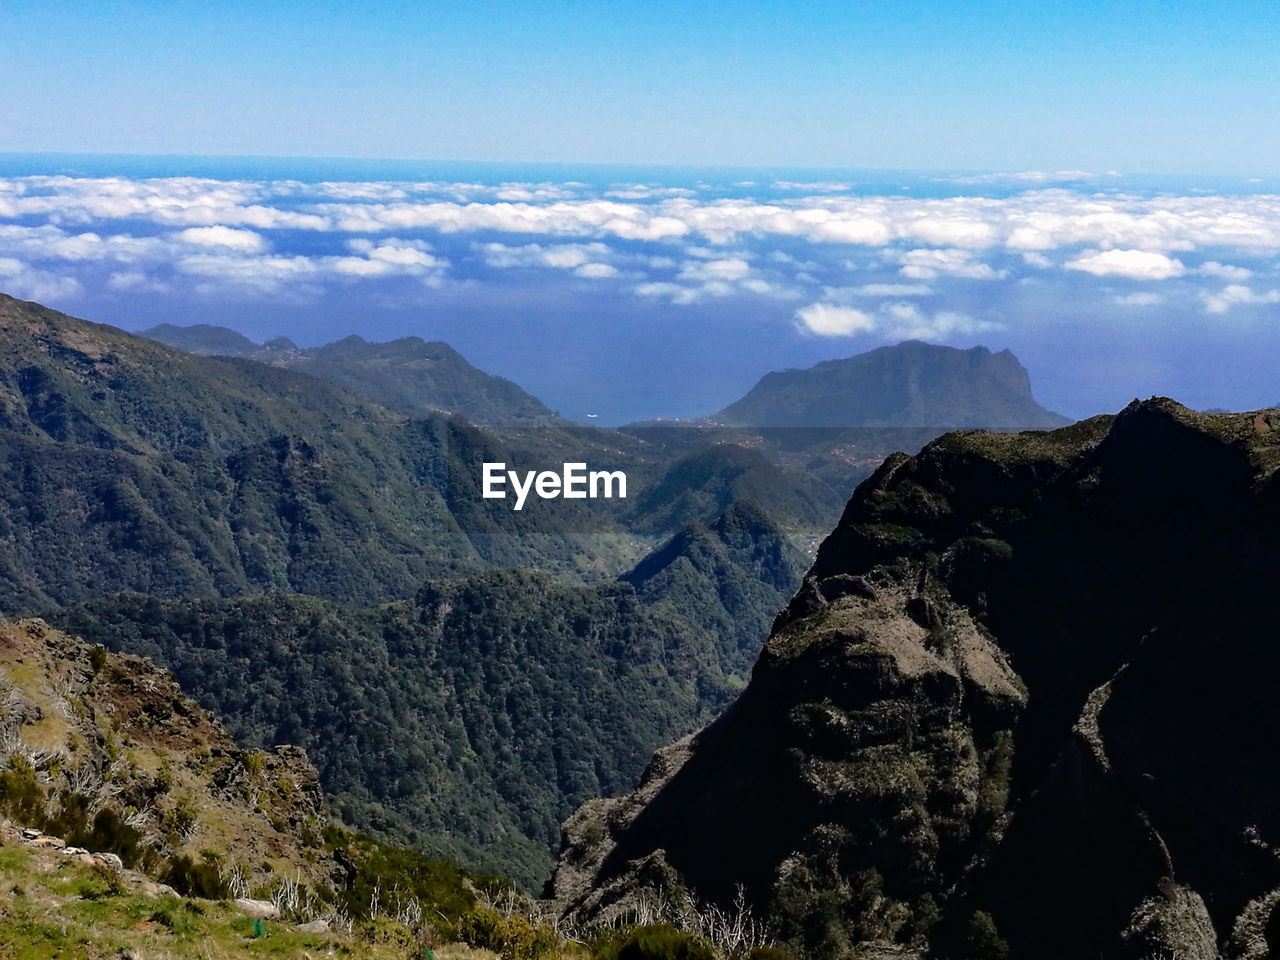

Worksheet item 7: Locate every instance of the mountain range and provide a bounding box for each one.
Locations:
[2,289,1092,935]
[142,323,562,426]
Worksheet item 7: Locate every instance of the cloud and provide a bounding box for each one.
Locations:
[772,181,850,192]
[605,185,696,200]
[821,283,933,300]
[177,226,266,251]
[942,170,1116,185]
[0,224,163,263]
[1065,249,1185,280]
[797,300,1002,340]
[7,173,1280,312]
[0,257,83,301]
[795,303,877,336]
[1201,284,1280,314]
[677,258,751,282]
[1113,292,1163,306]
[1197,261,1253,281]
[107,270,169,293]
[897,248,1003,280]
[175,253,318,290]
[479,241,613,270]
[8,175,1280,260]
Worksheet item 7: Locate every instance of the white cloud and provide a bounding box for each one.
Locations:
[1198,261,1253,281]
[9,173,1280,310]
[897,248,1002,280]
[479,241,613,270]
[9,175,1280,260]
[1113,292,1163,306]
[177,225,266,251]
[1201,284,1280,314]
[822,283,933,299]
[772,181,850,192]
[1065,249,1185,280]
[0,257,83,301]
[943,170,1113,185]
[796,303,877,336]
[176,253,318,290]
[107,270,168,293]
[797,300,1001,340]
[677,258,751,282]
[0,224,162,263]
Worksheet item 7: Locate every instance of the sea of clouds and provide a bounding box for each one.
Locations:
[1,170,1278,347]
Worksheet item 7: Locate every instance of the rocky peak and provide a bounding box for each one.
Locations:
[553,399,1280,959]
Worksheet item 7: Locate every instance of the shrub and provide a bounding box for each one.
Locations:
[243,750,266,778]
[89,860,127,897]
[965,911,1009,960]
[166,795,198,838]
[460,906,558,960]
[150,897,202,937]
[591,924,715,960]
[162,853,231,899]
[0,755,44,824]
[359,915,416,948]
[77,808,145,869]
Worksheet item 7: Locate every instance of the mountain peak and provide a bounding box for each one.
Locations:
[714,340,1065,430]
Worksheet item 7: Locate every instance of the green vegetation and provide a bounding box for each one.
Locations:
[624,501,808,679]
[53,570,734,886]
[590,924,715,960]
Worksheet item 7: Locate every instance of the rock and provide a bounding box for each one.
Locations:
[553,401,1280,960]
[63,846,87,856]
[21,827,40,840]
[96,852,123,870]
[296,919,329,933]
[234,898,280,919]
[30,835,65,850]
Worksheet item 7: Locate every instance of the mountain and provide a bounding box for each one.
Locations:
[623,501,810,684]
[625,444,848,535]
[0,615,580,958]
[50,568,735,888]
[711,341,1070,429]
[0,294,683,610]
[553,399,1280,960]
[142,323,561,426]
[140,322,268,356]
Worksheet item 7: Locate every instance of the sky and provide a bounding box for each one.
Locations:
[3,1,1280,173]
[0,4,1278,424]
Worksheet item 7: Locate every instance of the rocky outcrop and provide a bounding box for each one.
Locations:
[0,617,331,891]
[553,399,1280,959]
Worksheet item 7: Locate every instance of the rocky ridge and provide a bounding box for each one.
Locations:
[552,399,1280,960]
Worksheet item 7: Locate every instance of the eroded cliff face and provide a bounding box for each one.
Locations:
[552,399,1280,960]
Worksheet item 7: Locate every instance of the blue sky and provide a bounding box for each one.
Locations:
[4,1,1280,173]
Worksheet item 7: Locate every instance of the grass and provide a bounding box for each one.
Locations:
[0,839,437,960]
